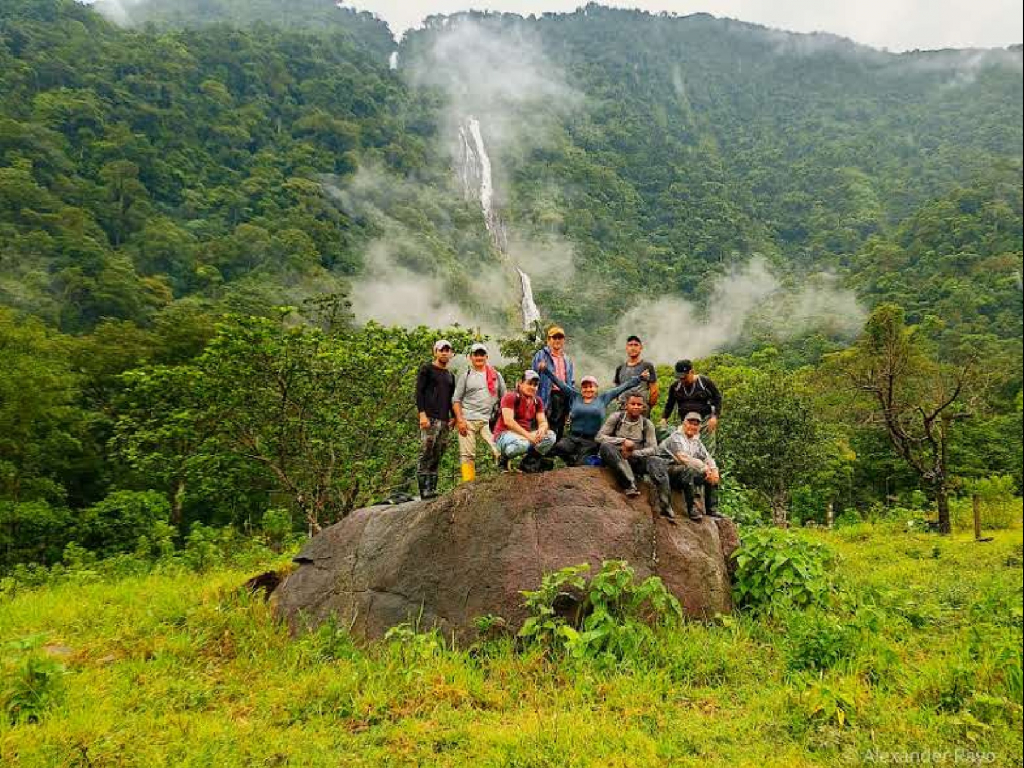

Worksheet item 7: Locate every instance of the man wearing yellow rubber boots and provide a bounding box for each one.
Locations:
[453,343,507,483]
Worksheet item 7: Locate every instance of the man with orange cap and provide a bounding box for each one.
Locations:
[531,325,575,445]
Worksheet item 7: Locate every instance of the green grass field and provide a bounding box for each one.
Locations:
[2,524,1021,767]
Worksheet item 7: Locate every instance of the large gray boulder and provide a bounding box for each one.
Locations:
[274,468,739,641]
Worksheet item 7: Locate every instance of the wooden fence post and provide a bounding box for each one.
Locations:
[973,494,981,541]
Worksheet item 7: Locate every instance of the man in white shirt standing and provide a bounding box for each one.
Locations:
[660,411,722,521]
[452,343,507,483]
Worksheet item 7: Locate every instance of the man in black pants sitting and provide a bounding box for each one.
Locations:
[596,393,677,521]
[659,411,722,521]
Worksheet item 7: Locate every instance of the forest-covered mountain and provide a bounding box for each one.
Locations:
[1,0,1020,338]
[0,0,1021,566]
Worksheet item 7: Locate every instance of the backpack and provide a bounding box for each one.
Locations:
[608,411,653,447]
[490,392,539,431]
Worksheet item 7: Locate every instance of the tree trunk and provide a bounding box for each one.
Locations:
[171,478,186,526]
[936,482,951,535]
[771,494,789,528]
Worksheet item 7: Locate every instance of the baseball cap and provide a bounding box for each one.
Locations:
[626,335,642,344]
[684,411,702,422]
[547,325,566,338]
[433,339,453,352]
[675,359,693,375]
[523,370,540,382]
[580,375,599,386]
[469,343,488,354]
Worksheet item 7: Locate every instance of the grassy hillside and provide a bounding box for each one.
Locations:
[2,524,1021,766]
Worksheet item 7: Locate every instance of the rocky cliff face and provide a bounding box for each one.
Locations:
[275,468,739,641]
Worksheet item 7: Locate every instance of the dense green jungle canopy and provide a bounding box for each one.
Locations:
[0,0,1021,567]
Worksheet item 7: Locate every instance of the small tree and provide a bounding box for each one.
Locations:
[832,304,975,534]
[719,367,833,526]
[118,310,478,532]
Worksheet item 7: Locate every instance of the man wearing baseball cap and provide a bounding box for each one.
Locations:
[493,370,556,471]
[452,343,506,483]
[414,339,456,499]
[660,411,722,521]
[661,359,722,450]
[531,325,575,443]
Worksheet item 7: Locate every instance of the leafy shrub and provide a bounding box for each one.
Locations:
[2,640,66,725]
[384,623,446,664]
[518,560,682,663]
[784,609,858,672]
[74,490,171,557]
[718,477,766,526]
[0,500,75,571]
[833,508,862,528]
[792,676,862,729]
[182,522,223,572]
[261,508,293,551]
[732,528,836,614]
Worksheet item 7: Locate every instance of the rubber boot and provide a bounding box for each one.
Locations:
[682,483,701,521]
[460,463,476,483]
[417,473,431,500]
[704,483,723,518]
[423,473,439,499]
[520,448,543,474]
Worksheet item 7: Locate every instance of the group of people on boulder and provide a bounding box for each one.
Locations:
[414,326,723,523]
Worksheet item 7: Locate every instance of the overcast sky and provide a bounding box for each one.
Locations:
[345,1,1022,52]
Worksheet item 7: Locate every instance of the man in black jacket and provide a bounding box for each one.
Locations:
[415,339,456,499]
[660,359,722,448]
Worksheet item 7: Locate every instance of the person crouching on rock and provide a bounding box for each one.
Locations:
[493,370,556,472]
[660,411,722,521]
[536,360,649,467]
[453,342,507,483]
[415,339,456,499]
[596,393,677,521]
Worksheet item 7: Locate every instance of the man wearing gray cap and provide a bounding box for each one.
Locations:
[415,339,456,499]
[453,343,507,483]
[660,411,722,521]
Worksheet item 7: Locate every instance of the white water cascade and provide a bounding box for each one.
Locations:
[455,116,541,330]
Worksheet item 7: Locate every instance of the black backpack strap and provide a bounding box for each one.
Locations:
[611,410,627,437]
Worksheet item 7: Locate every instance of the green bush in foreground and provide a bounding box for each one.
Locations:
[518,560,682,664]
[1,638,66,726]
[732,527,837,613]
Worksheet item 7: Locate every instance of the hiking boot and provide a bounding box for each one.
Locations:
[624,485,641,498]
[687,508,702,522]
[704,486,722,517]
[422,474,439,499]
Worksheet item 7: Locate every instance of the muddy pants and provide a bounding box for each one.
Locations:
[551,435,599,467]
[598,444,673,514]
[418,419,450,476]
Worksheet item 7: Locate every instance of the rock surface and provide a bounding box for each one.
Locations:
[274,468,739,641]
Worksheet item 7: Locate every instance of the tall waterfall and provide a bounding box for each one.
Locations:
[455,116,541,330]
